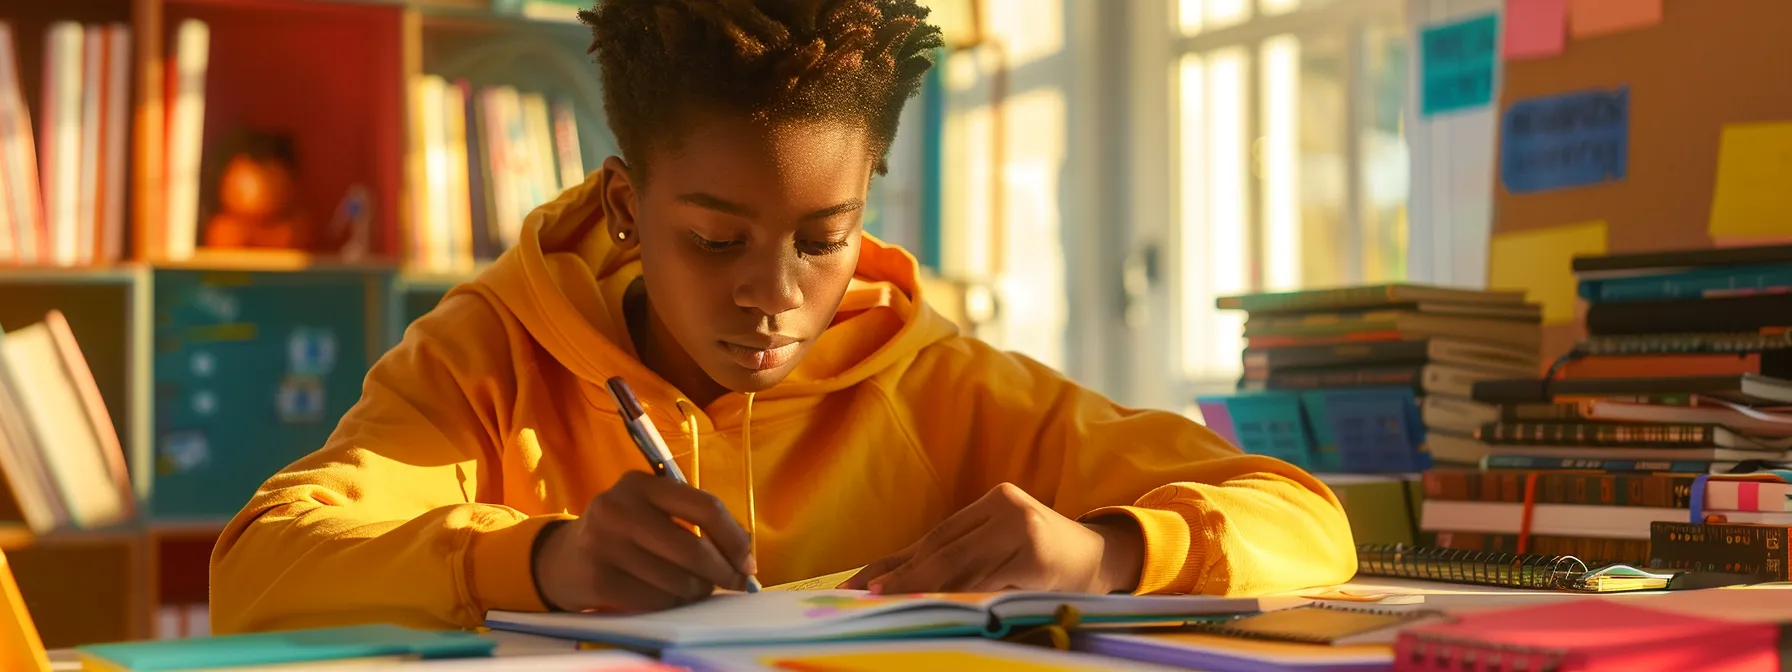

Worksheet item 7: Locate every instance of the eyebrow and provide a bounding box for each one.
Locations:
[675,192,865,222]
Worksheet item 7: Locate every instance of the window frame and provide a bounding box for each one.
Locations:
[1115,0,1431,411]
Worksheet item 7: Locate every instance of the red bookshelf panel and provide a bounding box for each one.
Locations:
[163,0,404,260]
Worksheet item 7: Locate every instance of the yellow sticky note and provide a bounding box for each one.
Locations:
[1568,0,1662,38]
[1709,122,1792,239]
[1489,221,1608,325]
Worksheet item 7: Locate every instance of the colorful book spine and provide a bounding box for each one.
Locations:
[1498,402,1588,422]
[1243,340,1431,370]
[1650,522,1790,580]
[1579,265,1792,302]
[1265,365,1421,391]
[1424,470,1697,508]
[1432,531,1651,566]
[1476,422,1719,447]
[1478,454,1717,474]
[1574,330,1792,356]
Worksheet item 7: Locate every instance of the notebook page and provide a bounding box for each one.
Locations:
[485,590,992,647]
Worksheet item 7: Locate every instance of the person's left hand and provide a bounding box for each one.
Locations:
[840,483,1144,595]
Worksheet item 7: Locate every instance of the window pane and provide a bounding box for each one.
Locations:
[1181,0,1252,35]
[1259,35,1300,291]
[1179,49,1249,379]
[1290,32,1347,290]
[1360,15,1411,283]
[1259,0,1300,16]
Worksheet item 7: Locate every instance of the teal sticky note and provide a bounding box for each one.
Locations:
[1421,13,1499,116]
[75,624,493,671]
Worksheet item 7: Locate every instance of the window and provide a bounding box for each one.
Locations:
[1171,0,1410,388]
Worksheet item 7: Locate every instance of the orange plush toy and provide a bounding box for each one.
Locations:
[203,134,314,250]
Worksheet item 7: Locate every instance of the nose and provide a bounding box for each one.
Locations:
[732,248,804,317]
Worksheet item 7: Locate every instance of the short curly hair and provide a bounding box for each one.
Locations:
[581,0,943,179]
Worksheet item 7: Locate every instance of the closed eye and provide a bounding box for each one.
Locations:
[798,239,852,257]
[688,231,742,253]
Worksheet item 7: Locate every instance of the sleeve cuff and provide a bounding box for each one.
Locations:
[467,514,577,613]
[1080,505,1201,595]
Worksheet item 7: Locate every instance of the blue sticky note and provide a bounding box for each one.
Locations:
[1420,13,1498,116]
[1500,86,1630,193]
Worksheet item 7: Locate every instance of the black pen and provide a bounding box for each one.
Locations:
[606,376,761,593]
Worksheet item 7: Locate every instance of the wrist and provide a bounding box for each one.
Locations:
[1085,518,1144,594]
[530,519,573,612]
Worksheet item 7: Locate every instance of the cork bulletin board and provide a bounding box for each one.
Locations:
[1488,0,1792,361]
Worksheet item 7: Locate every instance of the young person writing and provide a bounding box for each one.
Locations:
[209,0,1355,634]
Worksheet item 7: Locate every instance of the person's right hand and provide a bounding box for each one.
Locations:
[531,470,757,613]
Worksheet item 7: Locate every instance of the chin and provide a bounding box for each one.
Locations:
[707,363,798,394]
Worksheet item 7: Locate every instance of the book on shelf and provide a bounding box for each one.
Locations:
[1242,337,1539,374]
[1471,374,1792,406]
[1216,284,1526,314]
[1427,430,1789,466]
[1585,293,1792,336]
[1574,328,1792,356]
[1439,469,1789,511]
[408,75,589,273]
[1557,351,1792,380]
[0,311,133,532]
[1475,453,1771,475]
[1420,499,1792,541]
[164,19,209,262]
[1573,242,1792,275]
[1579,263,1792,303]
[1475,421,1792,450]
[1650,521,1790,581]
[1241,312,1541,350]
[0,22,44,265]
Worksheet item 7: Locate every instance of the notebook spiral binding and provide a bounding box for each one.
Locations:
[1356,543,1590,590]
[1405,635,1569,672]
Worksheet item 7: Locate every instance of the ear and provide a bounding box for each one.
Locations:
[601,156,641,250]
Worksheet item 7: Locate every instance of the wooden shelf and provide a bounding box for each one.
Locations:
[0,265,146,284]
[148,249,399,274]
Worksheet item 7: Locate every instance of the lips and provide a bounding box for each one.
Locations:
[719,337,802,371]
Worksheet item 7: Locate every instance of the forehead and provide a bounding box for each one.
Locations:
[643,115,874,205]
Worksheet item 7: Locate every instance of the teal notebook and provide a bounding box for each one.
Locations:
[74,624,493,671]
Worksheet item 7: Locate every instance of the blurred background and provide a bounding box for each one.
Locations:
[0,0,1503,648]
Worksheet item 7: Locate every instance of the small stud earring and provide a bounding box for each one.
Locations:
[617,230,628,240]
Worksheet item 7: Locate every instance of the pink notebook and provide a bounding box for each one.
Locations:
[1394,599,1782,672]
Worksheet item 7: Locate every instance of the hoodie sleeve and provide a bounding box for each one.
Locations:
[899,337,1356,596]
[209,294,568,634]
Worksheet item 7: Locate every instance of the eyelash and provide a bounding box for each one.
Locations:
[687,232,850,258]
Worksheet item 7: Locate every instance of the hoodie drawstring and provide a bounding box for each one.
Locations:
[675,396,759,570]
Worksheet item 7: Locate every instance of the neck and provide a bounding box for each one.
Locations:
[627,287,730,409]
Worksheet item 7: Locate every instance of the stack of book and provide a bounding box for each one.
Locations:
[1424,244,1792,571]
[1199,284,1542,546]
[1220,283,1542,444]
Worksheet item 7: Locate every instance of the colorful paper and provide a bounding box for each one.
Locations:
[1503,0,1568,59]
[1500,87,1629,193]
[1569,0,1662,38]
[1708,122,1792,239]
[768,650,1111,672]
[1421,13,1499,116]
[1489,221,1608,325]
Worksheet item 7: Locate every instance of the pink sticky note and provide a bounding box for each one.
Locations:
[1569,0,1662,38]
[1504,0,1567,59]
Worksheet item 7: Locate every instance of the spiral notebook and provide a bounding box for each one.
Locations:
[1354,544,1754,592]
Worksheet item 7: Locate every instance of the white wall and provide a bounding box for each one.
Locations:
[1404,0,1502,289]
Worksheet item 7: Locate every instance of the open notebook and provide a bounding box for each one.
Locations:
[484,590,1274,649]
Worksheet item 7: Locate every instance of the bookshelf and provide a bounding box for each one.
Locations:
[0,0,609,648]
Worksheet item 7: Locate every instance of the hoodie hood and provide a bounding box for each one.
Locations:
[466,169,960,414]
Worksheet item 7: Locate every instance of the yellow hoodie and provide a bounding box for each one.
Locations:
[209,171,1356,634]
